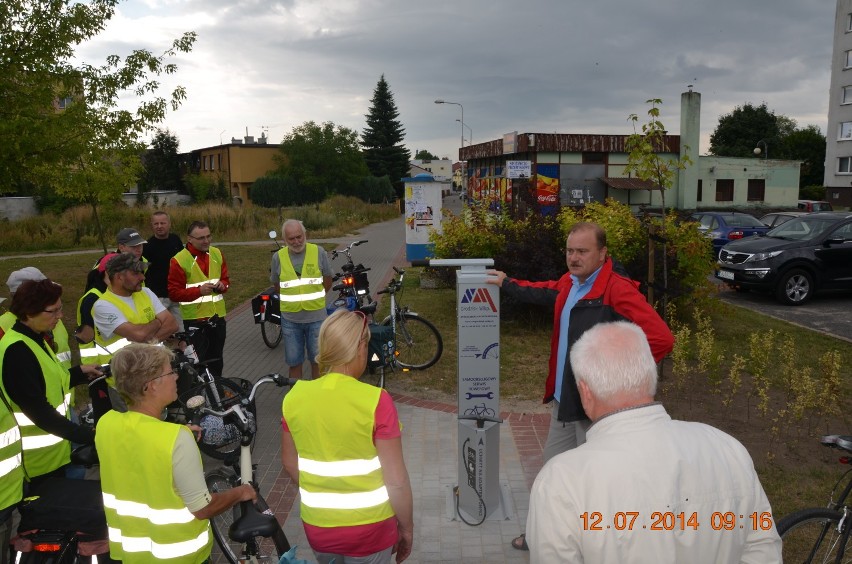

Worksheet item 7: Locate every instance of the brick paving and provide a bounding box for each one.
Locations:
[212,200,547,562]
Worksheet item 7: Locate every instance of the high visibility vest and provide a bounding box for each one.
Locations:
[282,372,395,527]
[94,290,157,365]
[0,312,71,369]
[76,288,104,364]
[0,395,23,511]
[0,329,71,478]
[173,248,227,320]
[96,410,211,563]
[278,244,326,313]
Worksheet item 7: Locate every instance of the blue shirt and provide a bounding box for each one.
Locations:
[554,265,603,403]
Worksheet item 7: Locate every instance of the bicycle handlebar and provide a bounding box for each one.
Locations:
[190,373,297,419]
[458,414,504,426]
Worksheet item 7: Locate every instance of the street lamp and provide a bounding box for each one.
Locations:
[754,139,768,159]
[456,119,472,146]
[434,99,464,149]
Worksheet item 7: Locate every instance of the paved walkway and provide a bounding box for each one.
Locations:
[214,196,549,563]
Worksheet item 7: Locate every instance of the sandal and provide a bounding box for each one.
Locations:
[511,533,529,551]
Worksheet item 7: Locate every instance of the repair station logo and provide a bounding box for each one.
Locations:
[460,288,497,312]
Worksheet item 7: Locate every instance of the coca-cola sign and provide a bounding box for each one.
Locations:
[537,194,558,204]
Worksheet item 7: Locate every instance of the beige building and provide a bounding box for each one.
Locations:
[823,0,852,208]
[185,135,279,203]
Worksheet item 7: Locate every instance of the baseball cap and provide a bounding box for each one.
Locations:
[106,253,148,277]
[6,267,47,294]
[116,228,146,247]
[97,253,120,273]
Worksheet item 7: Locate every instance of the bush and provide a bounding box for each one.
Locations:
[358,176,395,203]
[251,175,299,208]
[799,185,826,201]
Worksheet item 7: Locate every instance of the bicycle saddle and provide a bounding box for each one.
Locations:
[360,301,378,315]
[821,435,852,453]
[229,501,279,542]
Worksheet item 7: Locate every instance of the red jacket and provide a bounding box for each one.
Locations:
[167,243,230,309]
[502,258,674,422]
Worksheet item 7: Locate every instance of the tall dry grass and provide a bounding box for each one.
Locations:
[0,196,400,253]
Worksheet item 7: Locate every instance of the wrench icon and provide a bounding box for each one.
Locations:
[465,392,494,400]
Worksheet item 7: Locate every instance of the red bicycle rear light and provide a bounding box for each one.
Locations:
[261,295,269,301]
[33,543,62,552]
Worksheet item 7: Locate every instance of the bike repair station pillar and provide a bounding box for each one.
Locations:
[422,258,513,523]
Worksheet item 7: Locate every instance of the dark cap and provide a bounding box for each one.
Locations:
[106,253,148,277]
[116,228,146,247]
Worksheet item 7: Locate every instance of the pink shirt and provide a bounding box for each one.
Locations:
[282,389,402,556]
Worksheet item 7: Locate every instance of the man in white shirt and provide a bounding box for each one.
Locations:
[526,321,782,564]
[93,253,178,354]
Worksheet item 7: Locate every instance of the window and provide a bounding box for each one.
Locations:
[715,179,734,201]
[582,152,606,164]
[747,179,765,202]
[841,122,852,140]
[848,13,852,31]
[57,97,73,109]
[844,86,852,104]
[697,179,703,202]
[839,157,852,173]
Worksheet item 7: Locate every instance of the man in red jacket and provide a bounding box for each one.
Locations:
[488,221,674,551]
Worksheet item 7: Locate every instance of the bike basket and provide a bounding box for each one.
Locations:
[19,477,107,536]
[251,286,281,325]
[368,323,395,369]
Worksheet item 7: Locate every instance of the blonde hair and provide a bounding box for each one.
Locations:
[110,343,175,405]
[316,309,370,375]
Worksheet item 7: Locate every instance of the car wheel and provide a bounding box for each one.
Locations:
[775,268,813,306]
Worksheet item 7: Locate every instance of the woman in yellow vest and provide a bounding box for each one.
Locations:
[96,343,256,563]
[281,310,414,563]
[0,279,102,486]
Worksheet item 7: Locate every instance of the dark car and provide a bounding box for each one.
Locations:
[690,212,771,257]
[716,212,852,305]
[759,211,808,228]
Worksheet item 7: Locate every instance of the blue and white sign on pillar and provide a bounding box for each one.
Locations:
[457,285,500,417]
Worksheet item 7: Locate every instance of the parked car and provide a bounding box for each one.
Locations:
[689,211,771,257]
[797,200,833,212]
[716,212,852,305]
[759,211,808,228]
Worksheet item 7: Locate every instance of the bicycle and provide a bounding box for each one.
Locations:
[329,239,373,311]
[776,434,852,563]
[187,373,296,564]
[250,230,285,349]
[376,266,443,371]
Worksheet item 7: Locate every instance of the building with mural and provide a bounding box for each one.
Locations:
[459,90,801,214]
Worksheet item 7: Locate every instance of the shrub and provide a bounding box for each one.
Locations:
[251,175,299,208]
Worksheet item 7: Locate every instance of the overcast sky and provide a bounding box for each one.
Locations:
[76,0,835,161]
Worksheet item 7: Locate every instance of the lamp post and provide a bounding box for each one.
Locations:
[456,119,472,146]
[754,139,768,159]
[434,99,464,149]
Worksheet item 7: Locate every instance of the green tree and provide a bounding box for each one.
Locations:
[414,149,439,160]
[709,103,788,157]
[138,129,184,198]
[0,0,196,251]
[276,121,369,204]
[361,75,411,195]
[250,175,299,208]
[625,99,692,316]
[778,125,826,188]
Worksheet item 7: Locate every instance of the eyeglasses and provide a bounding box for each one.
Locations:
[189,234,213,241]
[353,310,369,342]
[141,369,177,394]
[42,305,64,316]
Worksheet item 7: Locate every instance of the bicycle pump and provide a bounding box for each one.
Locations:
[412,258,513,523]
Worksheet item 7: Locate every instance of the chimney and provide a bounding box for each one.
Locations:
[678,90,701,209]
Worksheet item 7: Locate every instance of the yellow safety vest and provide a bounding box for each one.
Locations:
[0,312,71,369]
[172,248,227,320]
[282,372,395,527]
[0,329,71,478]
[75,288,104,364]
[94,290,157,364]
[96,410,211,563]
[278,244,326,313]
[0,395,23,511]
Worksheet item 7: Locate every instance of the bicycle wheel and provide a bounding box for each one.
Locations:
[206,471,288,564]
[260,318,282,349]
[197,378,257,460]
[777,507,850,563]
[382,312,443,370]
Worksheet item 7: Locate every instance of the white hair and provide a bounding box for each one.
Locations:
[570,321,658,401]
[282,218,306,236]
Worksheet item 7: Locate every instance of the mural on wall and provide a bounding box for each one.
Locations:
[536,164,560,215]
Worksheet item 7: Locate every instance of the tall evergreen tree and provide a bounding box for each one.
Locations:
[139,129,184,194]
[361,75,411,195]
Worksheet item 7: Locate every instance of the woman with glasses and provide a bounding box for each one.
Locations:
[96,343,256,563]
[281,309,414,563]
[0,278,102,485]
